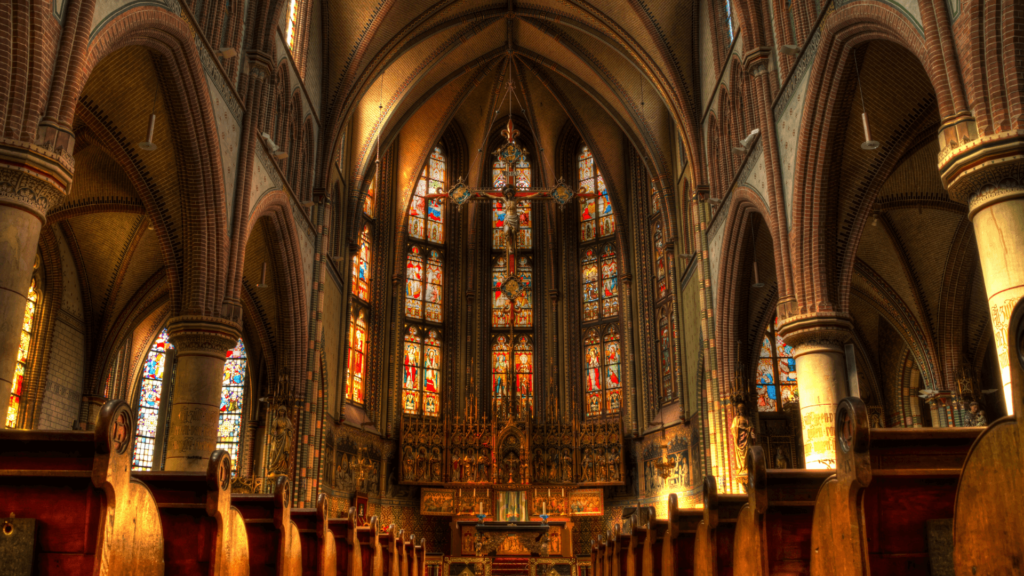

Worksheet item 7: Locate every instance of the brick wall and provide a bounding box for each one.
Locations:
[37,312,86,430]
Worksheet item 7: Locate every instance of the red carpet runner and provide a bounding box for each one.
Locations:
[490,556,531,576]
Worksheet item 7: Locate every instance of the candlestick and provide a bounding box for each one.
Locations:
[542,501,546,515]
[478,502,484,515]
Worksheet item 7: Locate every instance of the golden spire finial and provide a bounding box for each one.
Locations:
[502,117,519,143]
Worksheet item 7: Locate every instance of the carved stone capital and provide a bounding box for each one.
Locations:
[775,312,853,353]
[938,129,1024,205]
[742,47,772,76]
[166,316,242,358]
[966,178,1024,219]
[0,139,74,220]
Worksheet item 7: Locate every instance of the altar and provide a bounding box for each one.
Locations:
[452,519,572,558]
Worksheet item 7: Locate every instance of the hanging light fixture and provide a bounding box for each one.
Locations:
[853,51,879,150]
[139,88,159,151]
[256,261,269,288]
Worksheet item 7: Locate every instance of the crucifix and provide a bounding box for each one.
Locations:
[426,116,600,419]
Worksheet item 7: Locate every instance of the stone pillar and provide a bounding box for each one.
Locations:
[164,316,241,471]
[777,313,853,470]
[940,131,1024,416]
[0,142,72,425]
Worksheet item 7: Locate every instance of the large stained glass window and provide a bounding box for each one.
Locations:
[5,279,38,428]
[133,329,173,470]
[581,245,618,322]
[654,222,667,299]
[755,317,799,412]
[363,178,375,218]
[492,159,532,249]
[285,0,301,48]
[658,308,676,402]
[583,327,622,417]
[346,310,367,405]
[492,335,511,412]
[724,0,735,42]
[402,327,441,417]
[352,224,372,302]
[651,181,661,215]
[405,246,444,323]
[218,340,247,468]
[409,147,446,244]
[600,245,619,317]
[578,145,615,242]
[492,256,532,329]
[514,336,534,416]
[582,249,599,322]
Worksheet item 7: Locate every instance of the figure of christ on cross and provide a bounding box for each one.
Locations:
[425,117,601,419]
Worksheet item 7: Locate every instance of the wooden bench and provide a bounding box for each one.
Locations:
[0,399,163,575]
[731,445,831,576]
[232,475,303,575]
[693,475,745,576]
[326,508,361,576]
[624,511,653,576]
[135,449,249,575]
[811,397,980,575]
[376,525,398,576]
[649,493,702,576]
[952,298,1024,575]
[589,536,604,576]
[290,494,337,576]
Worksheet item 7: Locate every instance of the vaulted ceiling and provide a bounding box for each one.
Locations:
[323,0,700,196]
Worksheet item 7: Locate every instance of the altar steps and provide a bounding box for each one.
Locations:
[492,556,531,576]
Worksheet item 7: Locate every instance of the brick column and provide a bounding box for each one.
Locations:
[164,316,241,471]
[777,312,853,469]
[0,142,73,427]
[940,131,1024,415]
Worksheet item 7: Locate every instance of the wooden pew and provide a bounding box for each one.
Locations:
[358,517,382,576]
[614,523,631,576]
[731,445,831,576]
[233,475,303,575]
[325,508,361,576]
[652,493,703,576]
[693,475,745,576]
[136,449,249,575]
[0,399,163,575]
[291,494,337,576]
[953,298,1024,575]
[399,533,414,576]
[625,515,651,576]
[810,397,980,576]
[376,525,397,576]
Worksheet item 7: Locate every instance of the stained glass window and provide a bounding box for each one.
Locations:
[5,279,37,428]
[405,247,443,323]
[582,249,599,322]
[492,256,533,328]
[600,245,619,317]
[658,310,675,402]
[286,0,300,49]
[409,147,445,244]
[402,328,422,415]
[346,310,367,405]
[755,316,798,413]
[514,336,534,416]
[352,225,372,302]
[492,335,511,413]
[492,159,532,249]
[363,178,375,218]
[725,0,735,42]
[584,327,621,417]
[133,329,173,470]
[654,222,667,299]
[651,181,661,215]
[217,340,247,469]
[400,327,441,417]
[578,145,615,242]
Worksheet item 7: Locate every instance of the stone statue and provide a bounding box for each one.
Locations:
[607,446,620,482]
[463,450,475,482]
[596,448,607,482]
[774,446,789,469]
[451,448,462,482]
[476,448,490,482]
[533,450,547,482]
[267,405,293,477]
[966,401,988,427]
[583,448,595,482]
[561,449,573,483]
[731,402,755,474]
[429,447,442,482]
[417,447,428,480]
[403,446,415,480]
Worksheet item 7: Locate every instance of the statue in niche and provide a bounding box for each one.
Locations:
[607,445,620,482]
[369,461,380,494]
[476,447,491,482]
[267,405,294,477]
[503,449,520,483]
[417,447,428,480]
[533,450,546,483]
[774,446,789,469]
[451,448,462,482]
[356,448,371,492]
[965,401,988,427]
[596,448,608,482]
[402,446,416,481]
[463,450,475,482]
[561,449,573,483]
[732,402,755,474]
[582,449,595,482]
[429,447,442,482]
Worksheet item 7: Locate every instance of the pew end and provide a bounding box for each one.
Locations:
[233,475,302,575]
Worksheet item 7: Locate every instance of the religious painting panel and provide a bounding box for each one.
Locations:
[568,489,604,516]
[421,488,456,516]
[530,488,570,516]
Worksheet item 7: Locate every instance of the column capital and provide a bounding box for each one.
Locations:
[775,312,853,352]
[166,316,242,358]
[742,47,772,76]
[0,138,74,221]
[939,129,1024,206]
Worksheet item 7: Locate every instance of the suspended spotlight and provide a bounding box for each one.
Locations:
[752,262,765,288]
[860,112,880,150]
[139,113,158,151]
[871,212,879,227]
[256,262,269,288]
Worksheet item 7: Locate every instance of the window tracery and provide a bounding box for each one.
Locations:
[578,145,615,241]
[409,146,446,244]
[133,329,173,470]
[6,279,37,429]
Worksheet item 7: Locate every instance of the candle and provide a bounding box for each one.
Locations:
[542,501,546,515]
[478,502,484,516]
[561,488,564,497]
